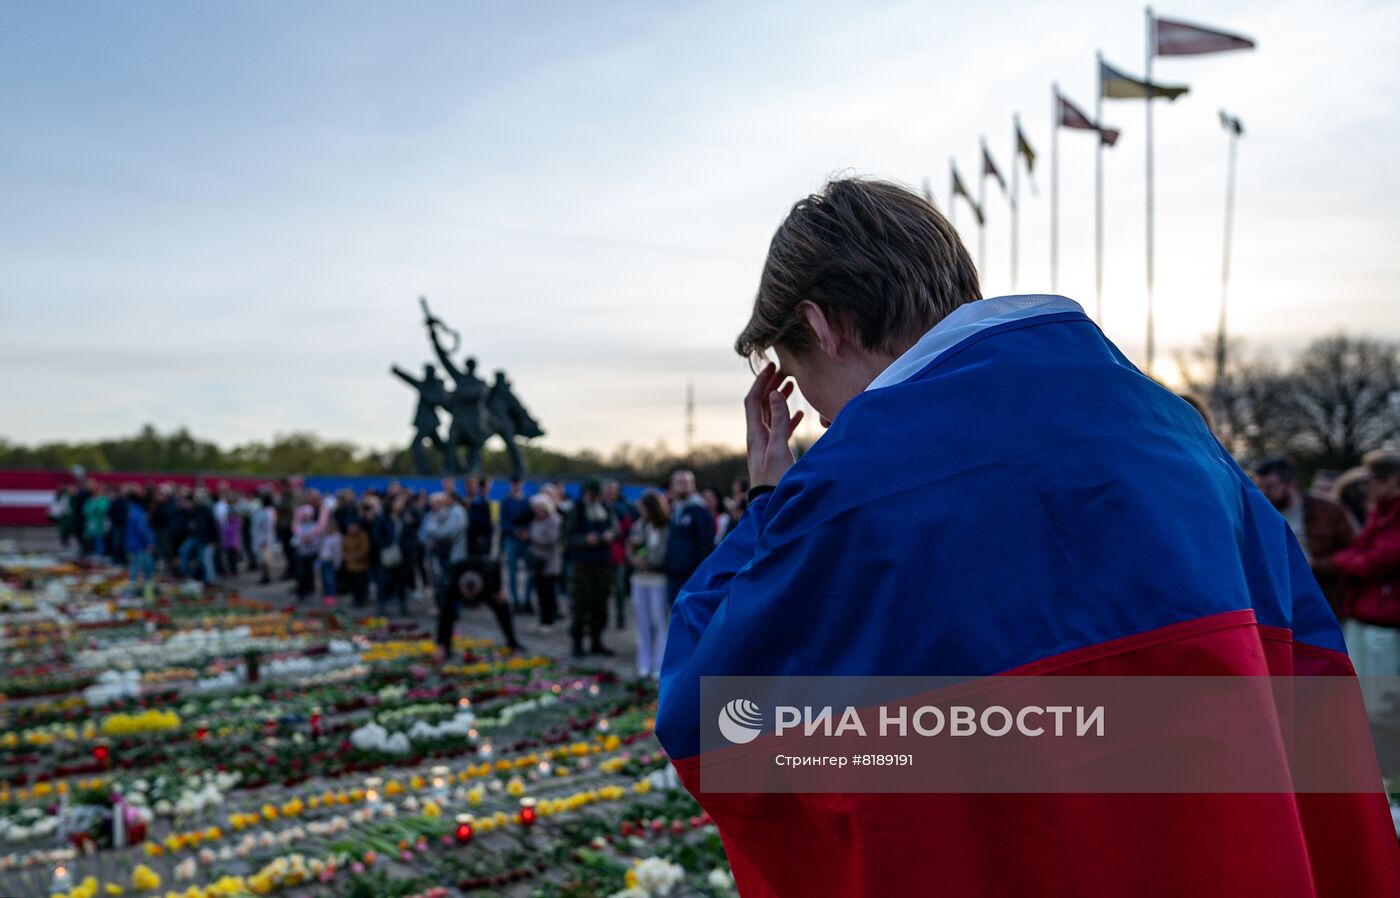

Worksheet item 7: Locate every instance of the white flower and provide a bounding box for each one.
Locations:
[609,890,649,898]
[633,857,685,896]
[173,857,197,881]
[707,868,735,891]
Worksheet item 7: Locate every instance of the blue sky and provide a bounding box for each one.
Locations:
[3,0,1398,454]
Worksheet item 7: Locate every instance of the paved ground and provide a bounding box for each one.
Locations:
[217,567,643,678]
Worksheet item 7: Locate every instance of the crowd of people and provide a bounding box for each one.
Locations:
[1249,450,1400,690]
[45,469,750,679]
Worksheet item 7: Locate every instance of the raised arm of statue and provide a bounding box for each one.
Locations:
[391,365,422,389]
[428,326,461,382]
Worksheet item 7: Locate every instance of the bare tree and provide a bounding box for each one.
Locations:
[1176,337,1295,460]
[1285,335,1400,468]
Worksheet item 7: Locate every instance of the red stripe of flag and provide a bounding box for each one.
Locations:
[1154,16,1255,56]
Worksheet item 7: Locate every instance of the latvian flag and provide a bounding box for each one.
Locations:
[1057,92,1120,147]
[1100,60,1189,102]
[1154,16,1256,56]
[982,145,1006,194]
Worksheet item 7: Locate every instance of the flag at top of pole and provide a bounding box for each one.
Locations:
[982,144,1008,194]
[1016,121,1037,190]
[1058,92,1121,146]
[951,162,983,225]
[1154,15,1255,56]
[1101,60,1188,101]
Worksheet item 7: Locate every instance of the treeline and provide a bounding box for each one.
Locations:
[0,424,756,488]
[1177,333,1400,477]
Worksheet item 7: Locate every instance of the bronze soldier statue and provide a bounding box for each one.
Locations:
[413,297,545,477]
[486,369,545,478]
[390,363,455,474]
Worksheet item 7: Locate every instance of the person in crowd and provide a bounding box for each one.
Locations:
[603,478,634,630]
[406,490,429,601]
[124,487,155,595]
[1311,469,1340,497]
[219,490,244,577]
[107,485,129,565]
[701,487,722,526]
[524,492,564,632]
[317,518,343,604]
[176,492,199,578]
[71,476,92,555]
[1253,457,1356,618]
[566,478,618,657]
[290,504,321,601]
[436,559,521,661]
[465,476,494,559]
[499,476,534,612]
[275,479,297,581]
[1334,466,1372,527]
[375,494,413,616]
[552,480,574,600]
[192,489,220,583]
[212,485,232,574]
[47,486,72,548]
[342,520,371,607]
[627,490,670,680]
[424,490,468,602]
[662,468,714,608]
[1332,451,1400,688]
[655,178,1400,896]
[83,483,111,559]
[250,493,278,584]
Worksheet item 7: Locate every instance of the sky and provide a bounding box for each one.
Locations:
[3,0,1398,455]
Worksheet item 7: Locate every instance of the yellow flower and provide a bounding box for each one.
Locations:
[104,884,126,896]
[261,803,278,821]
[625,868,639,889]
[505,777,525,797]
[131,864,161,892]
[634,779,652,794]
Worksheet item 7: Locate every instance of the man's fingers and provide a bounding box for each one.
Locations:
[787,409,805,434]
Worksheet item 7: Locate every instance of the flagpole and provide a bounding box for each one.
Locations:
[1095,52,1105,326]
[978,138,987,278]
[1145,6,1156,375]
[1011,116,1020,292]
[1215,116,1239,401]
[1051,84,1059,294]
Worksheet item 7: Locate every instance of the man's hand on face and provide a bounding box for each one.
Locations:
[745,361,805,489]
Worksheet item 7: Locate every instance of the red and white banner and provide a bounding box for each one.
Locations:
[0,470,279,528]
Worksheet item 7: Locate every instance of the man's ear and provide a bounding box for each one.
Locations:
[797,301,844,360]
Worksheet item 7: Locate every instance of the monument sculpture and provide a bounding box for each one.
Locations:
[389,297,544,477]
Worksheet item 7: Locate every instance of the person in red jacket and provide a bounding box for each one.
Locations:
[1333,450,1400,705]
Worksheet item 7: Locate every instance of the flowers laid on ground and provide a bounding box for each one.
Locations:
[0,554,731,897]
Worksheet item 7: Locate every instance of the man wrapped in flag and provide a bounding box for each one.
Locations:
[657,177,1400,897]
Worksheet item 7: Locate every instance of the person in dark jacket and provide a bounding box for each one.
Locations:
[1333,450,1400,692]
[375,494,413,615]
[436,557,521,660]
[663,469,715,608]
[1253,457,1357,618]
[566,478,619,657]
[465,476,495,558]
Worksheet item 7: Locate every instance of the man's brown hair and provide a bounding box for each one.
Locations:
[735,177,981,365]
